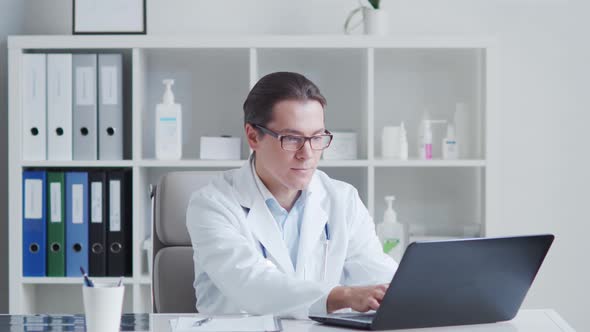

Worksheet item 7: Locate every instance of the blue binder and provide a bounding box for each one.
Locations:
[22,170,47,276]
[65,172,88,276]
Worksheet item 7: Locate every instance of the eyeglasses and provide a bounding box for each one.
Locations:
[253,124,333,151]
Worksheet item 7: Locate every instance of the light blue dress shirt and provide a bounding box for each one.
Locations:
[252,160,308,269]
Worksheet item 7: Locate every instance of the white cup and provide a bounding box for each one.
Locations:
[83,283,125,332]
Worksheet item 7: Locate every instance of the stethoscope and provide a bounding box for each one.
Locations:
[259,223,330,280]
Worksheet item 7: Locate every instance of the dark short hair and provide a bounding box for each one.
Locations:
[243,72,327,128]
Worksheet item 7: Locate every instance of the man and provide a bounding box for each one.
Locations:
[186,72,397,318]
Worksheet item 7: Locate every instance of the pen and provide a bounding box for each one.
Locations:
[117,276,123,287]
[79,267,94,287]
[192,317,212,327]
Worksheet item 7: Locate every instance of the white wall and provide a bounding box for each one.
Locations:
[0,0,24,313]
[12,0,590,329]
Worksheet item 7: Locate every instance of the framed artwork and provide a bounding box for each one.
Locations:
[73,0,146,34]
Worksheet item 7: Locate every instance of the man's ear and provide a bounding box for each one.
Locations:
[245,123,260,151]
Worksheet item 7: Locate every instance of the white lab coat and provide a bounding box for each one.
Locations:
[186,160,397,318]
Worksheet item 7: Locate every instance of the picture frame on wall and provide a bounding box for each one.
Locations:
[73,0,146,34]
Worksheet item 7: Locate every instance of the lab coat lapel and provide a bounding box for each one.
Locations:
[295,173,328,279]
[233,159,295,274]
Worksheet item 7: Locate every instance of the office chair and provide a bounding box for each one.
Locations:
[151,171,218,313]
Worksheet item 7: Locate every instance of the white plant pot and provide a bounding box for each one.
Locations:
[363,8,388,35]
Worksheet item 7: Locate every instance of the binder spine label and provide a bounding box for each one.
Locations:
[31,70,39,98]
[100,66,118,105]
[72,184,84,224]
[91,182,103,223]
[109,180,121,232]
[50,183,62,222]
[75,67,95,106]
[24,179,43,219]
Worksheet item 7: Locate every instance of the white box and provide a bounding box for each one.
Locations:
[322,131,357,160]
[200,136,241,160]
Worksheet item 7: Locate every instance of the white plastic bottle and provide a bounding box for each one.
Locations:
[454,102,469,158]
[377,196,407,262]
[420,120,433,160]
[399,122,408,160]
[442,122,459,160]
[155,79,182,160]
[416,110,431,158]
[419,120,446,160]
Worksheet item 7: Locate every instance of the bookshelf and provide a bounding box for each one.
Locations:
[8,35,499,314]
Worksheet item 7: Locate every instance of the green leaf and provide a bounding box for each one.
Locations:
[368,0,380,9]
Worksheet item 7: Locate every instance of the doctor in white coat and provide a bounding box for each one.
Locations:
[187,72,398,318]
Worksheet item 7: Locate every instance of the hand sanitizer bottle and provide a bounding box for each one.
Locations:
[377,196,407,262]
[399,122,408,160]
[155,79,182,160]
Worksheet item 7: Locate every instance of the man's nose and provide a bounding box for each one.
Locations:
[296,139,314,158]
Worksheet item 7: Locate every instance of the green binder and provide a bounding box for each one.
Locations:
[46,172,65,277]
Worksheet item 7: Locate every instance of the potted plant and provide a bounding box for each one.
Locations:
[344,0,389,35]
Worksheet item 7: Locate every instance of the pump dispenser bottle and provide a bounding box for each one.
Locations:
[377,196,407,262]
[155,79,182,160]
[399,122,408,160]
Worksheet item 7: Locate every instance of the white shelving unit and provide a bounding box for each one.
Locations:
[7,35,500,314]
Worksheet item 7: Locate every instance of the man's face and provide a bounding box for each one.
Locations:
[250,99,325,193]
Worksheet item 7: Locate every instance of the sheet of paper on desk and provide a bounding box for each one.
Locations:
[170,315,281,332]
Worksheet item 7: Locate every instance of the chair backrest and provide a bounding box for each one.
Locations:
[152,171,218,313]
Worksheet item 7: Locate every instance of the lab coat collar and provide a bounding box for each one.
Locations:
[233,155,328,276]
[233,156,293,273]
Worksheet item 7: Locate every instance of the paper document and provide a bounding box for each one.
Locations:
[169,315,281,332]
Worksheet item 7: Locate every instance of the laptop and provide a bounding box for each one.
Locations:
[309,234,554,330]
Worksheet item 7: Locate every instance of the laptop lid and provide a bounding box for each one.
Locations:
[310,234,554,330]
[369,234,554,330]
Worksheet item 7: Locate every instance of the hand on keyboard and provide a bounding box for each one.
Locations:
[327,284,389,313]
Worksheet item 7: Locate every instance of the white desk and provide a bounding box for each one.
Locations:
[0,309,575,331]
[153,309,575,332]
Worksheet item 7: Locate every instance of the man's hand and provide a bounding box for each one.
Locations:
[326,284,389,313]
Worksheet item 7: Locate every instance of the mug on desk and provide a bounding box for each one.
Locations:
[83,283,125,332]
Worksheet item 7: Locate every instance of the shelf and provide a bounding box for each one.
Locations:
[139,48,250,160]
[21,160,134,168]
[20,277,135,285]
[138,159,486,168]
[373,159,486,167]
[8,35,498,50]
[319,160,370,167]
[8,35,496,315]
[139,159,381,168]
[138,159,247,168]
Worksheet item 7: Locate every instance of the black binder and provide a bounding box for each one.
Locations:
[88,171,107,276]
[106,169,132,277]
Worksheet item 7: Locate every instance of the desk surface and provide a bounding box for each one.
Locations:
[0,309,575,332]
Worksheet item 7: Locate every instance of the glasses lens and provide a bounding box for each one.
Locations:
[282,136,305,151]
[310,135,332,150]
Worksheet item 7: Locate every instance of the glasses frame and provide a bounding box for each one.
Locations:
[253,124,333,151]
